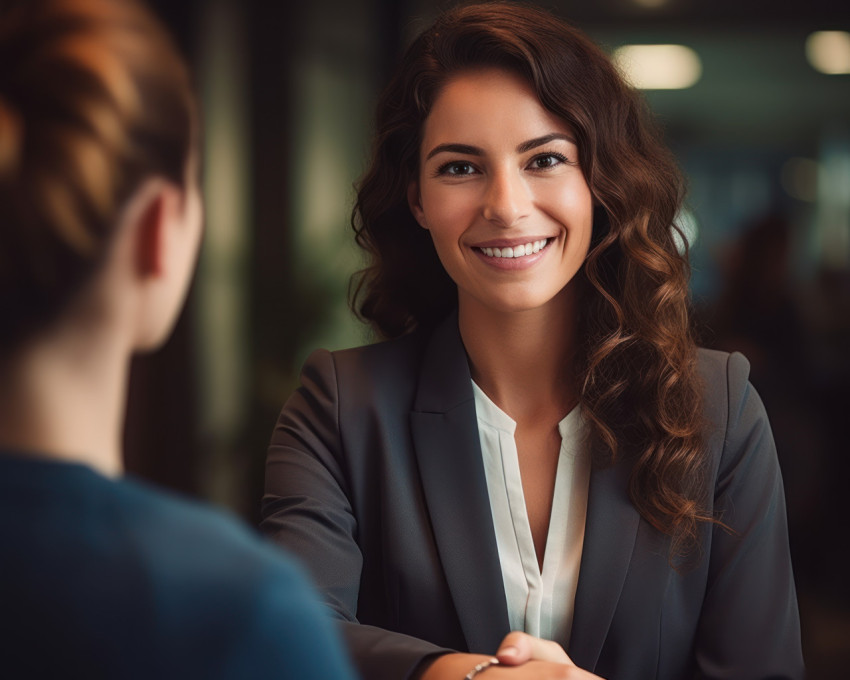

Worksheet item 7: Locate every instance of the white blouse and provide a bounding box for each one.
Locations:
[472,381,590,645]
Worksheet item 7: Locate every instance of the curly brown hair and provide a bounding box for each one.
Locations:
[351,1,713,557]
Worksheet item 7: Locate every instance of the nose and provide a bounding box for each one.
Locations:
[481,167,530,227]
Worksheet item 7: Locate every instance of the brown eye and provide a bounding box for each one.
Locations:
[529,153,565,170]
[443,162,476,175]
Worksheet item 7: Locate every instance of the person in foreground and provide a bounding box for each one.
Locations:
[261,3,804,680]
[0,1,356,678]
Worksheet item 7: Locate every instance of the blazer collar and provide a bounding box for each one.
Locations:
[410,312,641,666]
[569,460,641,670]
[411,311,474,414]
[410,312,511,653]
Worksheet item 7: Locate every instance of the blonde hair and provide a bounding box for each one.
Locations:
[0,0,194,350]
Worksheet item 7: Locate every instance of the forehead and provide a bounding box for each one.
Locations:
[421,67,571,148]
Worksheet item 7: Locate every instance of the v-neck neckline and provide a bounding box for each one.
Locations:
[472,381,589,642]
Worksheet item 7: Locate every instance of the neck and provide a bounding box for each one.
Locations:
[458,282,580,423]
[0,323,130,477]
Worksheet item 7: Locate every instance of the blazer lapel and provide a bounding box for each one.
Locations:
[568,460,640,670]
[409,314,510,654]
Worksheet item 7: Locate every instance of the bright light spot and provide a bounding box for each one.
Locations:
[806,31,850,75]
[612,44,702,89]
[673,209,700,255]
[780,157,820,203]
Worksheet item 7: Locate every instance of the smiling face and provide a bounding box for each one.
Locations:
[409,67,594,319]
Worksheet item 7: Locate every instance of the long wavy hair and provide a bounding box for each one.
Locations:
[351,1,712,558]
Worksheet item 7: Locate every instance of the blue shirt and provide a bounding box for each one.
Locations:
[0,454,357,679]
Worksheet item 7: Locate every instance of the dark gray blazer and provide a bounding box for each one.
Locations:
[261,314,803,680]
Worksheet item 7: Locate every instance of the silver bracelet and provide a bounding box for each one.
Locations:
[464,657,500,679]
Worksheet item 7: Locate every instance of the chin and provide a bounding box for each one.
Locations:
[462,277,578,316]
[476,293,560,315]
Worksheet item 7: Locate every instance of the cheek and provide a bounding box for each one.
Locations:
[540,182,594,231]
[419,184,478,236]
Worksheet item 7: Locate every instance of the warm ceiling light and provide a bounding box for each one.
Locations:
[612,44,702,89]
[806,31,850,75]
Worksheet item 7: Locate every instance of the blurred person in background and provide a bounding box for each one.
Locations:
[704,212,823,577]
[261,3,803,679]
[0,0,355,677]
[703,209,850,670]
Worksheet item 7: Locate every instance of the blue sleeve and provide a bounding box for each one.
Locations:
[220,553,359,680]
[134,493,360,680]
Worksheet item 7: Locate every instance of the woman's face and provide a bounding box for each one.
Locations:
[410,67,593,317]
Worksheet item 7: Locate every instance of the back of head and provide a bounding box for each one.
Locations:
[0,0,194,353]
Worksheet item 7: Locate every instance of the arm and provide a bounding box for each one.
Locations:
[694,352,804,679]
[260,349,451,679]
[262,351,606,680]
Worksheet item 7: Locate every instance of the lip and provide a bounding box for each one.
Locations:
[471,236,555,249]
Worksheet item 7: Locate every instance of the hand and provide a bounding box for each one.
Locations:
[495,632,604,678]
[495,631,571,665]
[418,632,605,679]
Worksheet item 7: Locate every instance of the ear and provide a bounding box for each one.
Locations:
[407,180,428,230]
[131,180,181,278]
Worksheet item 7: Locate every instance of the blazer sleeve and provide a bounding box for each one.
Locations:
[260,349,451,680]
[694,352,804,679]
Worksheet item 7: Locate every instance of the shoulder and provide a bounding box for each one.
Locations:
[696,347,751,402]
[2,470,353,678]
[297,327,431,409]
[115,482,356,671]
[308,328,428,380]
[0,462,281,581]
[695,348,779,499]
[110,478,291,580]
[696,347,756,436]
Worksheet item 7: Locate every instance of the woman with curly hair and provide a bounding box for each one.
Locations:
[262,3,803,679]
[0,1,355,677]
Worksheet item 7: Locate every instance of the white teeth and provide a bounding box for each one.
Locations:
[479,238,548,258]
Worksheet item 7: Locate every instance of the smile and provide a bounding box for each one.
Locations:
[477,238,550,259]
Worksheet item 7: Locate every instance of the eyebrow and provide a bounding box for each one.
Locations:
[517,133,576,153]
[425,132,576,161]
[425,143,482,160]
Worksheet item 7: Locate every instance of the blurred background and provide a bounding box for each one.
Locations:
[133,0,849,675]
